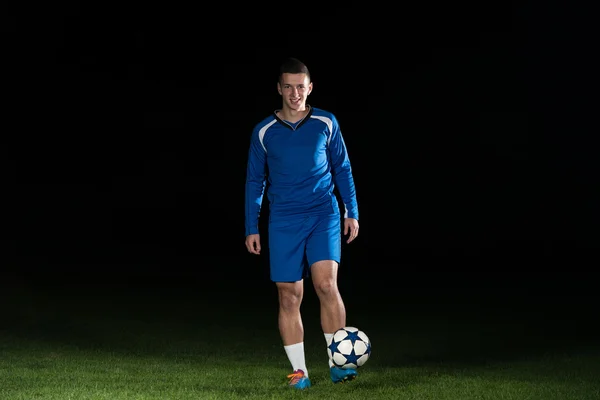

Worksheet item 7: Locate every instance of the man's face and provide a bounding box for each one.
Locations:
[278,73,312,111]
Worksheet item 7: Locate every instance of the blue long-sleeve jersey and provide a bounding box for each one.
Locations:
[245,106,358,236]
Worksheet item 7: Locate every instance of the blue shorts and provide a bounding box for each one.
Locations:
[268,214,341,282]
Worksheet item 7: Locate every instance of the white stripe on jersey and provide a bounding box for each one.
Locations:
[258,119,277,153]
[310,115,333,145]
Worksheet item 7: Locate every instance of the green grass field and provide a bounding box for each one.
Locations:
[1,276,598,399]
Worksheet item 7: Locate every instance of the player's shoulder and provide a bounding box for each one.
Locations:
[310,106,337,121]
[252,113,278,134]
[309,107,341,132]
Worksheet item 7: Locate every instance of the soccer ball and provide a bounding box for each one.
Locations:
[327,326,371,369]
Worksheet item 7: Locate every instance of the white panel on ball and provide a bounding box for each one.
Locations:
[327,326,372,370]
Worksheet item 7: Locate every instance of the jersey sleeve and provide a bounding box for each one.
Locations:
[328,116,359,220]
[245,127,268,236]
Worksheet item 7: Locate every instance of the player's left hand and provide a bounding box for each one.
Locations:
[344,218,359,244]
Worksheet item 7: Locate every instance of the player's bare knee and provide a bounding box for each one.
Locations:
[277,284,303,311]
[314,278,338,298]
[279,294,302,312]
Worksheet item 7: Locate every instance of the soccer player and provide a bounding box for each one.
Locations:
[244,57,360,389]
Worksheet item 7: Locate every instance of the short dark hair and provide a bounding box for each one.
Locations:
[279,57,311,83]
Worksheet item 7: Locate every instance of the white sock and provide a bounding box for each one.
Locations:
[284,342,308,377]
[325,333,334,368]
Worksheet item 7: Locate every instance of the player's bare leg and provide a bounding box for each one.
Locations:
[277,281,311,388]
[311,260,357,383]
[276,281,305,345]
[311,260,346,333]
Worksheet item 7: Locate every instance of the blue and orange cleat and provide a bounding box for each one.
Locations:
[330,366,358,383]
[287,369,311,389]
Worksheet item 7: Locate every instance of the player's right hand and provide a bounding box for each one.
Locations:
[245,234,261,255]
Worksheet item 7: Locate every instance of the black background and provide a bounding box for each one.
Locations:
[8,2,598,304]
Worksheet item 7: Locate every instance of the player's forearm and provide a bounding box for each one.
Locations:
[244,179,265,235]
[334,172,359,219]
[245,209,261,236]
[340,197,359,220]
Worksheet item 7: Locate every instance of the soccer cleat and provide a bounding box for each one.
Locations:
[330,366,358,383]
[287,369,311,389]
